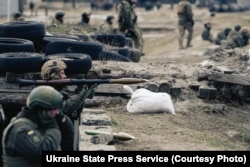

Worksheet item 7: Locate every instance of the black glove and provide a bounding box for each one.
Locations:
[38,110,58,129]
[54,112,66,125]
[79,83,98,100]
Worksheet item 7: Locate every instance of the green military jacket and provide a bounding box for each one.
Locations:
[2,107,61,167]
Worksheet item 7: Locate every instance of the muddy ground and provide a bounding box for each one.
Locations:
[2,2,250,150]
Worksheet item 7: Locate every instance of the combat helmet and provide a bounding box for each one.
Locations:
[12,12,22,20]
[27,86,63,110]
[241,28,249,37]
[106,15,114,23]
[41,59,67,80]
[55,11,65,20]
[234,25,241,32]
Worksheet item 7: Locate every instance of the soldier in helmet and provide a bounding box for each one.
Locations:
[177,0,194,49]
[41,59,97,151]
[214,27,232,45]
[52,11,65,25]
[78,12,91,27]
[228,24,241,39]
[99,15,116,34]
[117,0,144,52]
[2,86,62,166]
[223,28,250,49]
[11,12,25,21]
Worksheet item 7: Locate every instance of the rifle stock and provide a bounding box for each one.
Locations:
[19,78,148,88]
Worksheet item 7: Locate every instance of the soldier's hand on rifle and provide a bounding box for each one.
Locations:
[79,83,98,100]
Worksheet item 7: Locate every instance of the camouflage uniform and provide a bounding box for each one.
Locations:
[214,27,232,45]
[2,86,62,167]
[201,23,213,42]
[177,0,194,49]
[227,25,241,39]
[117,0,144,51]
[99,15,115,34]
[41,59,97,151]
[223,28,250,49]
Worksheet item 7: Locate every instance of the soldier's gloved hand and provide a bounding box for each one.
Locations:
[38,110,59,129]
[54,112,66,125]
[79,83,98,100]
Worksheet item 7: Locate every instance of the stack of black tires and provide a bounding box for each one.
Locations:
[0,21,142,75]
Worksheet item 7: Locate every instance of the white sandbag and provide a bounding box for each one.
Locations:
[123,85,175,114]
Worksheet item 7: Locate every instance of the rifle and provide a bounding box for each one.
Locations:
[19,78,148,88]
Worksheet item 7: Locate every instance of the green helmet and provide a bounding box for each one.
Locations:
[27,86,63,110]
[55,11,65,19]
[235,25,241,31]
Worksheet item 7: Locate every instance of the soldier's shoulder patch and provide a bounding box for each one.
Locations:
[31,135,41,143]
[27,130,34,135]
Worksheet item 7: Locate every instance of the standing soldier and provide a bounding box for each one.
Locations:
[99,15,116,34]
[41,59,97,151]
[2,86,62,167]
[117,0,144,52]
[177,0,194,50]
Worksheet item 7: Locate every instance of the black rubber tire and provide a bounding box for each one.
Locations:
[0,21,45,39]
[0,38,35,53]
[90,34,126,47]
[45,41,103,60]
[100,51,132,62]
[125,37,133,48]
[44,53,92,74]
[41,36,79,53]
[0,52,44,73]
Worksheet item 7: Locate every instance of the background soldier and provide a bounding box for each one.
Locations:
[117,0,144,52]
[2,86,62,166]
[41,59,97,151]
[99,15,116,34]
[52,11,65,25]
[177,0,194,49]
[11,12,25,21]
[201,22,213,42]
[223,28,250,49]
[78,12,91,27]
[214,27,232,45]
[228,24,241,39]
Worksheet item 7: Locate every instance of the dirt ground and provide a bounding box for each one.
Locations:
[92,5,250,150]
[1,2,250,151]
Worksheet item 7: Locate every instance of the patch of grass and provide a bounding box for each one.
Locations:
[235,133,250,144]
